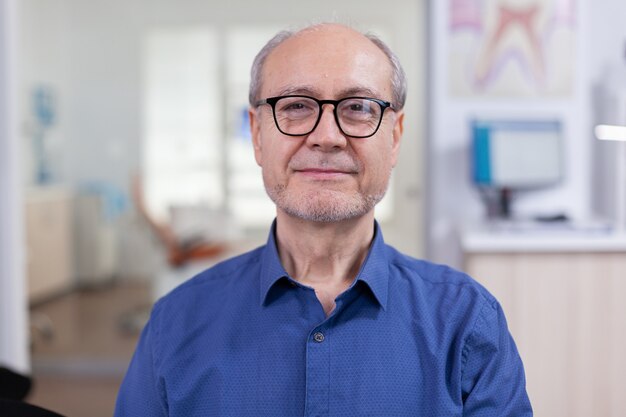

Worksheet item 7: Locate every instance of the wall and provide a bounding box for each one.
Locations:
[427,0,626,267]
[18,0,71,185]
[586,1,626,81]
[588,1,626,231]
[0,0,29,373]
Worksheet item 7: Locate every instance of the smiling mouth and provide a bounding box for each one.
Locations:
[295,168,355,179]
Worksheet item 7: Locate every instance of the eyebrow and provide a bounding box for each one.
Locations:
[274,85,386,100]
[275,85,320,97]
[336,86,384,99]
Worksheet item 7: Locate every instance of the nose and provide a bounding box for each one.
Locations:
[305,104,347,150]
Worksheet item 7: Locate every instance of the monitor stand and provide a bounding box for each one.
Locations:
[498,188,512,219]
[481,187,513,219]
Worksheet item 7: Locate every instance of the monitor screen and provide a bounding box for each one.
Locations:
[472,120,563,189]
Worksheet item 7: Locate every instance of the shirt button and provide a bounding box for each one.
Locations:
[313,332,325,343]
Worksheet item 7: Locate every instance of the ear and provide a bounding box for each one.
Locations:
[390,110,404,167]
[249,107,263,166]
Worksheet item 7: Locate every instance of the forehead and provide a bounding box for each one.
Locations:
[261,26,393,99]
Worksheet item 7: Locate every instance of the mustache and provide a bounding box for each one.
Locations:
[289,155,360,173]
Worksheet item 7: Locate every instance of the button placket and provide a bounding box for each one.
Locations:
[305,327,330,416]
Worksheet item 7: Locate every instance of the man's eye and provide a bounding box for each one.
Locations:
[285,103,307,111]
[348,103,365,112]
[341,100,376,120]
[279,101,314,113]
[342,100,373,113]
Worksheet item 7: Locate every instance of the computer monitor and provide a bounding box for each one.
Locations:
[471,119,564,218]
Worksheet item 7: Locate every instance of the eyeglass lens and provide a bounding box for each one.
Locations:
[274,97,383,137]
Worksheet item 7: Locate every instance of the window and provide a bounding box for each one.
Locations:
[143,28,222,223]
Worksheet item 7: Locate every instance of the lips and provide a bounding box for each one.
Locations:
[297,168,353,174]
[295,168,355,180]
[290,161,359,174]
[289,155,360,177]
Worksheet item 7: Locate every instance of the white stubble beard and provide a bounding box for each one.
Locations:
[264,167,391,223]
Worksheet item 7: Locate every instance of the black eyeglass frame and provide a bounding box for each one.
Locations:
[255,95,395,138]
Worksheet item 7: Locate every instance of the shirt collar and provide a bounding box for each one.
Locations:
[259,219,389,311]
[259,220,291,305]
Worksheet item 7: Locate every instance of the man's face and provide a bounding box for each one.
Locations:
[249,25,404,223]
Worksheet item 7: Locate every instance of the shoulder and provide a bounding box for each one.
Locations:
[384,244,499,318]
[152,246,265,316]
[386,245,494,296]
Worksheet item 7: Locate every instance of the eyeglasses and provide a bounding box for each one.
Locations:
[255,95,395,138]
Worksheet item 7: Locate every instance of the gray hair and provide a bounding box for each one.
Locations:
[248,24,407,109]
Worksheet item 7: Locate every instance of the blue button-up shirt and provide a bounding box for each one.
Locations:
[115,222,532,416]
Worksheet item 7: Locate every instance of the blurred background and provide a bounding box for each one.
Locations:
[1,0,625,416]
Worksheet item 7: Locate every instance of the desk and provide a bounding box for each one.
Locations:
[462,227,626,417]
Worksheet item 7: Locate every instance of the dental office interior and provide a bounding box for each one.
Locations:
[1,0,626,416]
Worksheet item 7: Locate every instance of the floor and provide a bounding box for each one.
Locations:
[26,281,151,417]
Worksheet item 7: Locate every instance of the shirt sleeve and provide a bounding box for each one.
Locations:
[114,311,168,417]
[461,299,533,417]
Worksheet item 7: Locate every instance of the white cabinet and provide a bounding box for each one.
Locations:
[73,193,117,286]
[462,230,626,417]
[25,187,74,302]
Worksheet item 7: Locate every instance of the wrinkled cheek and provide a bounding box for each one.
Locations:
[362,164,393,196]
[261,165,289,195]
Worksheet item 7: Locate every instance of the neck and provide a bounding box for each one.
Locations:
[275,211,375,288]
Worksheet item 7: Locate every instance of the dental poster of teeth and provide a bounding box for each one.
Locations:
[448,0,576,97]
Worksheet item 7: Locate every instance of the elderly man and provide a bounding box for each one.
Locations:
[115,23,532,416]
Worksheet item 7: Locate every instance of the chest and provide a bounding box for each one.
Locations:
[158,291,463,417]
